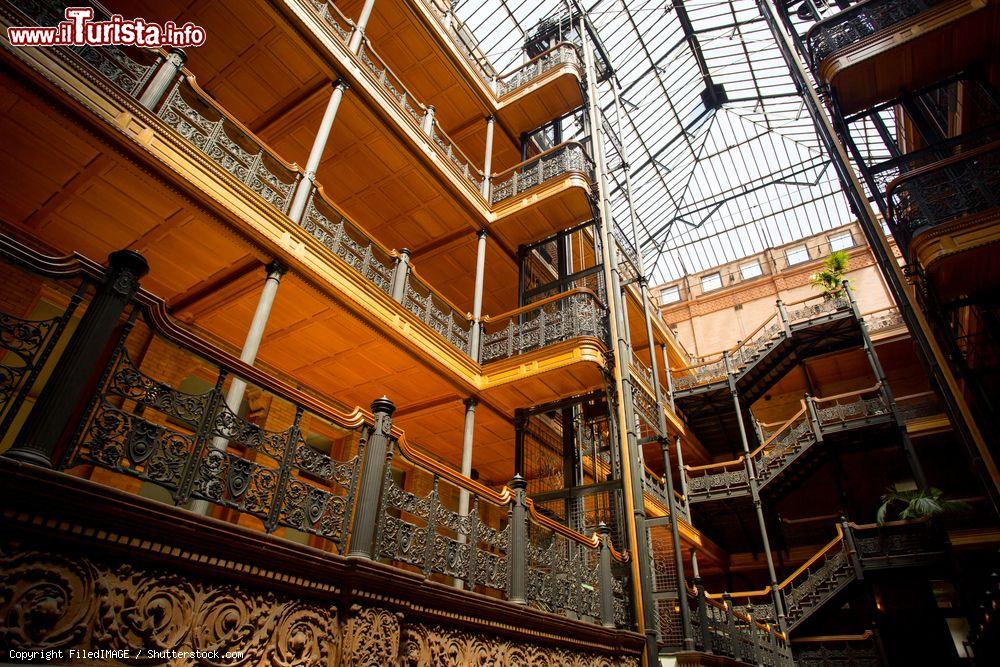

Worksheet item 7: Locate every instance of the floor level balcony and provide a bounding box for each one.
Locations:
[805,0,999,114]
[887,140,1000,302]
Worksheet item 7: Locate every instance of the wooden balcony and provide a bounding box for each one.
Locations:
[806,0,999,114]
[887,141,1000,301]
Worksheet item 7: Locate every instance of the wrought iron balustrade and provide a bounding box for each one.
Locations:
[490,142,594,205]
[429,118,485,192]
[804,0,944,71]
[689,584,794,665]
[300,188,396,295]
[480,288,608,364]
[309,0,355,42]
[793,631,884,667]
[702,518,943,632]
[402,271,473,354]
[612,226,642,285]
[0,238,632,630]
[895,391,944,421]
[496,43,582,97]
[864,307,904,335]
[5,0,160,97]
[155,77,301,213]
[685,387,889,501]
[785,293,851,325]
[671,356,729,392]
[416,0,497,84]
[887,142,1000,255]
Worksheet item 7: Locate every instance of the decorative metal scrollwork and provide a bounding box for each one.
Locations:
[490,143,593,205]
[496,44,581,96]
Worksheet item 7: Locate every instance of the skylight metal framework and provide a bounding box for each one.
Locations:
[458,0,859,283]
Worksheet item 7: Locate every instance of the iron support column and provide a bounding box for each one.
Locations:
[190,262,286,514]
[8,250,148,467]
[348,0,377,53]
[758,0,999,512]
[661,343,675,410]
[726,351,787,634]
[421,105,435,136]
[846,282,928,489]
[348,396,395,557]
[469,230,488,360]
[582,30,658,664]
[481,115,495,200]
[139,48,186,110]
[287,80,348,223]
[391,248,410,303]
[454,396,477,589]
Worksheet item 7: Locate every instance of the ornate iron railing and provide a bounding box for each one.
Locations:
[0,293,83,438]
[428,118,485,192]
[895,391,945,421]
[155,76,301,212]
[804,0,944,70]
[864,307,904,334]
[612,226,642,285]
[300,187,396,294]
[793,631,884,667]
[480,288,608,364]
[887,141,1000,255]
[496,42,582,97]
[5,0,160,96]
[402,271,474,354]
[688,583,794,665]
[490,142,594,205]
[670,291,853,392]
[685,387,888,502]
[0,239,632,629]
[706,519,943,631]
[310,0,355,42]
[415,0,497,84]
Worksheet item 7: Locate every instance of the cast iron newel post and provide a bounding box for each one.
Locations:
[508,474,528,604]
[348,396,395,558]
[139,48,186,110]
[597,522,616,628]
[8,249,148,467]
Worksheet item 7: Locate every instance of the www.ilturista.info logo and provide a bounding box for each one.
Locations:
[7,7,205,48]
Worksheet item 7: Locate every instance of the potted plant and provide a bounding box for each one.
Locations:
[809,250,850,300]
[876,485,970,524]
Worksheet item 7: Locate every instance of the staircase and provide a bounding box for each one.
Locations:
[716,519,944,632]
[683,386,892,503]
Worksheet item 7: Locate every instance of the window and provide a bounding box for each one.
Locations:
[829,230,855,251]
[785,245,809,266]
[700,272,722,292]
[740,259,762,279]
[660,285,681,304]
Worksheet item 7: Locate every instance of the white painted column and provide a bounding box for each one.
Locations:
[348,0,378,53]
[287,80,349,223]
[481,115,496,200]
[455,396,477,589]
[469,230,488,360]
[189,262,285,515]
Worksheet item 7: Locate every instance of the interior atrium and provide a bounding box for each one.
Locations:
[0,0,997,665]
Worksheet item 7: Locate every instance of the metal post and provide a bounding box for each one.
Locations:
[776,298,791,336]
[759,0,998,512]
[508,474,528,604]
[470,230,487,359]
[138,48,186,110]
[457,397,477,521]
[581,21,657,662]
[694,576,712,652]
[675,435,689,514]
[8,250,148,466]
[347,396,395,558]
[598,522,616,628]
[481,115,495,200]
[348,0,377,53]
[841,516,865,581]
[847,282,928,490]
[287,80,349,224]
[805,394,823,442]
[723,592,738,659]
[190,262,286,514]
[661,438,694,649]
[726,351,788,635]
[661,343,675,410]
[391,248,410,303]
[421,105,435,136]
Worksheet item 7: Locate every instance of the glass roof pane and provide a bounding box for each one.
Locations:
[458,0,856,282]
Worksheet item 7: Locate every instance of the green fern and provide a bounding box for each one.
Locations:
[876,485,970,525]
[810,250,850,300]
